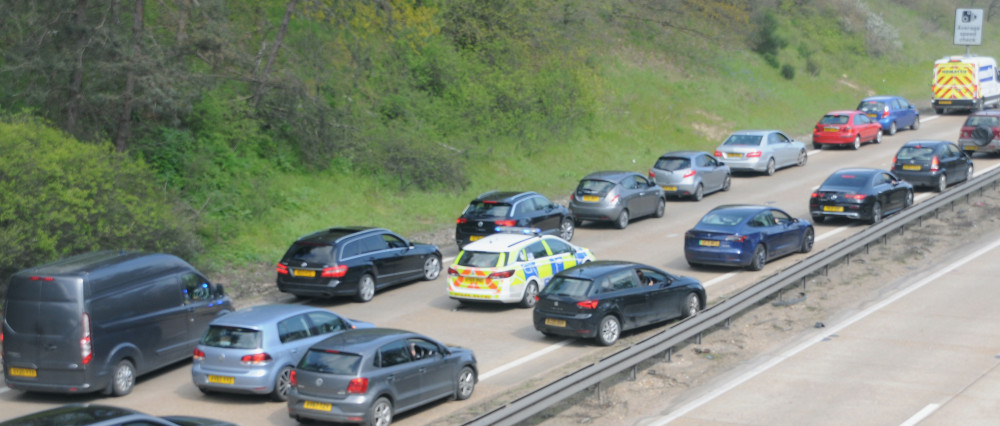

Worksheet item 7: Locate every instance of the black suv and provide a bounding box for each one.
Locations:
[455,191,574,249]
[276,227,442,302]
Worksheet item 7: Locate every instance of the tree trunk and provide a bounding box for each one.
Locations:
[66,0,89,135]
[114,0,144,152]
[253,0,296,108]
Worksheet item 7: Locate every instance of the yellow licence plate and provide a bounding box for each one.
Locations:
[293,269,315,277]
[823,205,844,212]
[582,195,600,202]
[823,127,839,132]
[9,367,36,378]
[544,318,566,327]
[661,186,678,191]
[208,375,235,384]
[698,240,720,247]
[866,114,877,119]
[465,277,485,286]
[902,164,921,171]
[469,235,483,242]
[303,401,333,411]
[966,145,978,151]
[939,100,952,105]
[724,153,742,158]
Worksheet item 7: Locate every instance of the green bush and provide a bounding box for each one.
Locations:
[0,113,200,286]
[781,64,796,80]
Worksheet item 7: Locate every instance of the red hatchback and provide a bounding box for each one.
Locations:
[812,110,883,150]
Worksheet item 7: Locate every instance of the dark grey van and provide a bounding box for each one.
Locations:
[1,251,233,396]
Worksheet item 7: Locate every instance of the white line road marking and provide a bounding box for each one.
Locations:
[815,226,846,242]
[647,236,1000,425]
[899,403,941,426]
[702,272,738,288]
[480,339,573,381]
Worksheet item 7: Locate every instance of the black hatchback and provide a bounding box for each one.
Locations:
[532,261,705,346]
[455,191,574,249]
[276,227,442,302]
[891,140,974,192]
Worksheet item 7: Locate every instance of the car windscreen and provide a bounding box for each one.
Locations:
[297,349,363,375]
[463,201,512,218]
[539,276,593,298]
[699,210,749,227]
[857,101,885,114]
[819,115,850,125]
[653,157,691,171]
[455,251,502,268]
[575,179,615,196]
[822,172,871,187]
[201,326,262,349]
[964,115,1000,128]
[721,134,762,146]
[895,146,935,161]
[283,242,334,264]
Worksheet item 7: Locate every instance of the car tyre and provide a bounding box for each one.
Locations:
[681,293,700,319]
[654,198,666,218]
[355,274,376,303]
[764,158,776,176]
[935,107,944,115]
[692,184,704,201]
[869,202,882,225]
[721,174,732,191]
[614,210,629,230]
[519,282,539,309]
[748,244,766,271]
[874,129,883,144]
[559,217,575,241]
[888,121,897,136]
[271,366,293,402]
[911,116,920,130]
[966,163,974,182]
[796,149,807,167]
[811,214,825,223]
[422,256,441,281]
[851,135,861,150]
[812,142,822,150]
[596,315,621,346]
[800,227,815,253]
[367,397,392,426]
[904,190,914,208]
[936,174,947,192]
[110,359,136,396]
[454,366,476,400]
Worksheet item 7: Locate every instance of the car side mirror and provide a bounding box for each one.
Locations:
[214,284,226,297]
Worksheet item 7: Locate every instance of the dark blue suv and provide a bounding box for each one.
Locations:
[857,95,920,136]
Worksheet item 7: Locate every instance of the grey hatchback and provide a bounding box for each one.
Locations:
[192,304,373,401]
[287,328,477,426]
[649,151,731,201]
[568,171,665,229]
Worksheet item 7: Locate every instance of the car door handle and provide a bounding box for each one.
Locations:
[387,375,395,383]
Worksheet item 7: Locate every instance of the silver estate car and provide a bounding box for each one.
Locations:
[568,171,665,229]
[287,328,477,426]
[649,151,731,201]
[192,304,373,401]
[714,130,808,175]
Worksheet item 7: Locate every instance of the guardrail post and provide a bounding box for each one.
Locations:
[696,333,702,344]
[629,365,637,381]
[597,382,603,405]
[801,277,807,291]
[846,253,851,264]
[864,244,869,254]
[725,317,731,329]
[665,347,672,362]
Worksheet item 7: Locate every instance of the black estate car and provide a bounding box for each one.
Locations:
[276,227,442,302]
[891,140,973,192]
[455,191,574,249]
[532,261,705,346]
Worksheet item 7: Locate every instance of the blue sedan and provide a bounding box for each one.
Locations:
[857,96,920,136]
[684,204,814,270]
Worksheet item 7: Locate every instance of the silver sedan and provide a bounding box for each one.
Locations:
[714,130,808,175]
[649,151,731,201]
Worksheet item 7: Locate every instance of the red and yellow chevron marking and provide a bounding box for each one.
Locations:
[934,63,977,100]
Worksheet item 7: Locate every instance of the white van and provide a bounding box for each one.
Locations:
[932,55,1000,114]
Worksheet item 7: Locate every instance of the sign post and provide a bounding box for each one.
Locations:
[954,8,984,55]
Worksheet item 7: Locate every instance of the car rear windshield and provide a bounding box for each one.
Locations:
[699,210,749,226]
[575,179,614,196]
[455,251,502,268]
[896,146,936,161]
[201,326,262,349]
[823,173,871,187]
[722,134,762,146]
[463,201,512,218]
[964,115,1000,128]
[857,101,885,114]
[653,157,691,171]
[283,242,335,264]
[819,115,849,125]
[298,349,363,375]
[540,276,593,298]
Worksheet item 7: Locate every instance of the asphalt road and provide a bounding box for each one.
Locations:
[1,113,995,425]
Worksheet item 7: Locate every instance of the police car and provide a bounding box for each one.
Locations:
[447,228,595,308]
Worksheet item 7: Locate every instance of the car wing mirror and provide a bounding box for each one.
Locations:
[214,284,226,297]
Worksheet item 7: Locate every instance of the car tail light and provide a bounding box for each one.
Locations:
[447,267,458,276]
[276,264,289,275]
[29,276,55,281]
[846,193,867,200]
[683,170,696,178]
[489,270,515,279]
[241,353,273,364]
[289,370,297,387]
[495,219,516,227]
[842,126,852,133]
[456,217,468,224]
[881,105,890,119]
[810,192,820,198]
[648,170,656,178]
[931,156,940,172]
[534,295,540,302]
[746,151,762,158]
[609,195,620,204]
[346,378,369,394]
[193,348,206,360]
[725,235,747,242]
[891,155,897,164]
[714,150,722,157]
[577,300,599,309]
[81,313,92,365]
[321,265,348,278]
